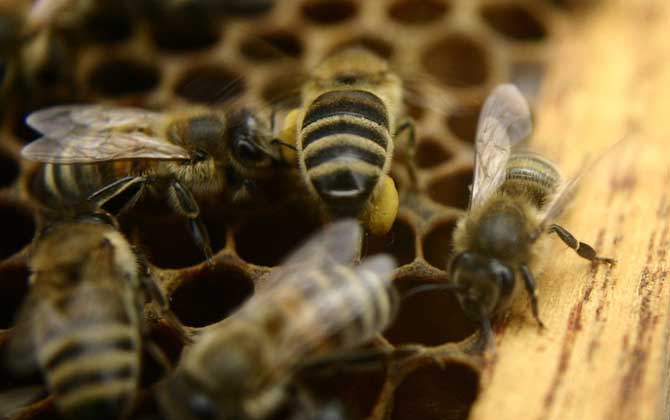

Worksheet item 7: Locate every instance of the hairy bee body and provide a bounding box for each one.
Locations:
[24,105,283,258]
[500,152,561,207]
[24,221,144,420]
[449,85,614,346]
[30,160,154,212]
[294,48,403,229]
[160,220,397,420]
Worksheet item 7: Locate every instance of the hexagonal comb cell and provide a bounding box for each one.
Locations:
[301,0,359,25]
[416,137,452,169]
[362,219,416,267]
[385,277,475,346]
[388,0,450,24]
[480,3,548,41]
[78,1,135,44]
[234,201,322,267]
[0,264,30,330]
[260,70,305,109]
[422,218,458,270]
[0,151,19,188]
[392,362,479,420]
[239,30,304,62]
[446,105,481,144]
[142,1,221,52]
[174,64,246,105]
[126,213,210,269]
[427,168,473,209]
[170,265,254,328]
[87,58,160,97]
[0,205,35,260]
[422,33,490,88]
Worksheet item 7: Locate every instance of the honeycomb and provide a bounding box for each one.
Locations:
[0,1,570,419]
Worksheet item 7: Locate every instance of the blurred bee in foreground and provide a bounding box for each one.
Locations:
[3,213,182,420]
[22,105,285,261]
[446,84,615,346]
[159,219,399,420]
[279,47,417,236]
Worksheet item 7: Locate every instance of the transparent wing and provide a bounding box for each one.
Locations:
[235,220,396,365]
[22,105,190,163]
[278,254,397,357]
[529,137,628,241]
[240,253,396,376]
[27,105,161,135]
[470,84,533,210]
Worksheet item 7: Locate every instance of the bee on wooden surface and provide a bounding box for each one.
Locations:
[279,47,417,236]
[22,105,285,261]
[158,219,398,420]
[447,84,615,346]
[3,213,180,420]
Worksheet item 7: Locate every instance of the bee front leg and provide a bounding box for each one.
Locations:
[548,224,616,265]
[88,176,147,215]
[167,181,214,265]
[520,265,545,329]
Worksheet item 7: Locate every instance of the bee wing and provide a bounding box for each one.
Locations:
[244,253,396,376]
[258,219,364,289]
[469,84,532,211]
[26,105,161,135]
[530,136,629,241]
[238,219,394,348]
[23,105,190,164]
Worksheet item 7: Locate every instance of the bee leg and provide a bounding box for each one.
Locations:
[137,264,193,345]
[168,181,214,265]
[394,118,418,187]
[299,345,419,376]
[88,176,147,215]
[471,317,495,354]
[144,340,174,373]
[520,265,545,329]
[272,108,302,164]
[361,174,398,236]
[548,224,616,265]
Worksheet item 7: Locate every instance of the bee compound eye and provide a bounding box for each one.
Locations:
[235,139,265,163]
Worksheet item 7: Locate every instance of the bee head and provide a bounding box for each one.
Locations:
[448,251,515,321]
[171,114,228,162]
[159,326,268,420]
[228,109,275,169]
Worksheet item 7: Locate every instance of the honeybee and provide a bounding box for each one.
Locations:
[448,84,615,346]
[4,213,176,420]
[159,219,398,420]
[279,47,415,236]
[22,105,284,261]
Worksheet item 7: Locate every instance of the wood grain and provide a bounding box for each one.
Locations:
[470,1,670,419]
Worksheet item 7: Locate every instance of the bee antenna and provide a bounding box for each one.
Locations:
[401,283,464,302]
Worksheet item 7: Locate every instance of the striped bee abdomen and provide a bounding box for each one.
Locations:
[29,161,144,213]
[501,151,561,209]
[300,89,392,216]
[37,289,140,420]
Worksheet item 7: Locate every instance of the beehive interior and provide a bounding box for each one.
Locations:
[0,0,572,419]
